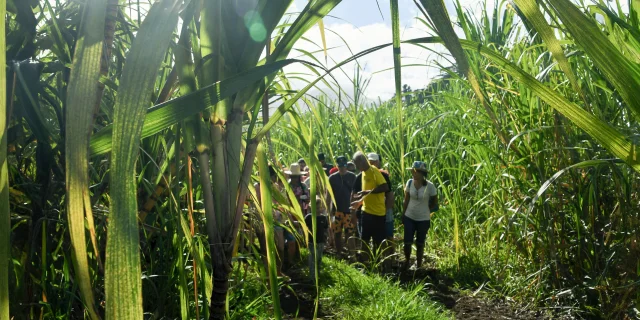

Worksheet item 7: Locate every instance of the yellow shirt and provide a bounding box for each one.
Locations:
[361,165,387,216]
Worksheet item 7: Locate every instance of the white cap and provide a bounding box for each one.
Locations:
[367,153,379,161]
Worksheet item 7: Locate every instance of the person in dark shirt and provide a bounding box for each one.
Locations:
[328,156,357,258]
[305,196,329,283]
[318,153,333,176]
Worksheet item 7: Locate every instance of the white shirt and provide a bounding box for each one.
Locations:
[404,179,437,221]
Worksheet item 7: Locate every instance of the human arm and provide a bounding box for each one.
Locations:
[360,183,388,196]
[427,182,438,211]
[402,188,410,216]
[429,196,438,211]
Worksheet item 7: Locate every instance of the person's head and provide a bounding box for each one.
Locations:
[317,153,326,165]
[352,151,369,171]
[367,153,380,168]
[409,161,428,181]
[335,156,348,174]
[286,163,307,183]
[297,158,307,170]
[346,161,356,173]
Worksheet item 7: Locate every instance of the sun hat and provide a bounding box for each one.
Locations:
[408,161,428,174]
[367,153,379,161]
[285,163,308,176]
[336,156,348,167]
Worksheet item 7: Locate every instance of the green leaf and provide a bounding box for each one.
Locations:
[89,59,307,156]
[0,0,10,318]
[448,38,640,171]
[64,0,107,319]
[512,0,586,104]
[105,0,182,318]
[416,0,511,149]
[548,0,640,119]
[256,143,282,320]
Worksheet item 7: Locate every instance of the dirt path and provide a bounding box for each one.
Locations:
[391,265,547,320]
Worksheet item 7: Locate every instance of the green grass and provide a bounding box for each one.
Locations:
[315,257,450,320]
[229,255,450,320]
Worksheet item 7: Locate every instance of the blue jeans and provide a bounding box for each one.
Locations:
[402,216,430,247]
[308,242,325,282]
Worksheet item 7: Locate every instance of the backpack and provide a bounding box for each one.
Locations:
[408,179,439,212]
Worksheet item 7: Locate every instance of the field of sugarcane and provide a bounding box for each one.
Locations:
[1,0,640,319]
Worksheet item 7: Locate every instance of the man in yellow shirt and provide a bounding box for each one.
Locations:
[351,151,389,256]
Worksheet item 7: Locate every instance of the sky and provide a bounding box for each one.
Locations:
[284,0,497,102]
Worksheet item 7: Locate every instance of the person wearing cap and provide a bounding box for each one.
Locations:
[402,161,438,271]
[328,156,357,258]
[284,163,310,269]
[351,151,389,262]
[317,153,333,176]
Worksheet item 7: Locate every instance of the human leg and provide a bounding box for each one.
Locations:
[402,216,417,270]
[284,230,296,269]
[332,211,347,254]
[360,213,374,262]
[415,220,431,268]
[308,242,326,283]
[345,212,357,259]
[384,209,395,271]
[367,214,387,267]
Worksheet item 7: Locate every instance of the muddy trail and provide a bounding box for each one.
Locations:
[277,251,550,320]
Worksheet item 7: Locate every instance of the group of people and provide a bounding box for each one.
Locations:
[252,151,438,282]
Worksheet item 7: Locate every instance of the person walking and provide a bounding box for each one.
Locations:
[402,161,438,271]
[328,156,357,258]
[351,151,389,262]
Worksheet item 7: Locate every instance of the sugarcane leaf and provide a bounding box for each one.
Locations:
[529,159,623,212]
[64,0,107,319]
[89,59,307,156]
[0,0,10,318]
[106,0,183,318]
[512,0,586,104]
[447,38,640,171]
[548,0,640,119]
[256,143,282,320]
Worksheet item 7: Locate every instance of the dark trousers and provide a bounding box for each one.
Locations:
[361,212,386,247]
[403,216,430,248]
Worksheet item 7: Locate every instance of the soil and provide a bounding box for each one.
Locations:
[276,249,551,320]
[278,263,328,320]
[392,265,548,320]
